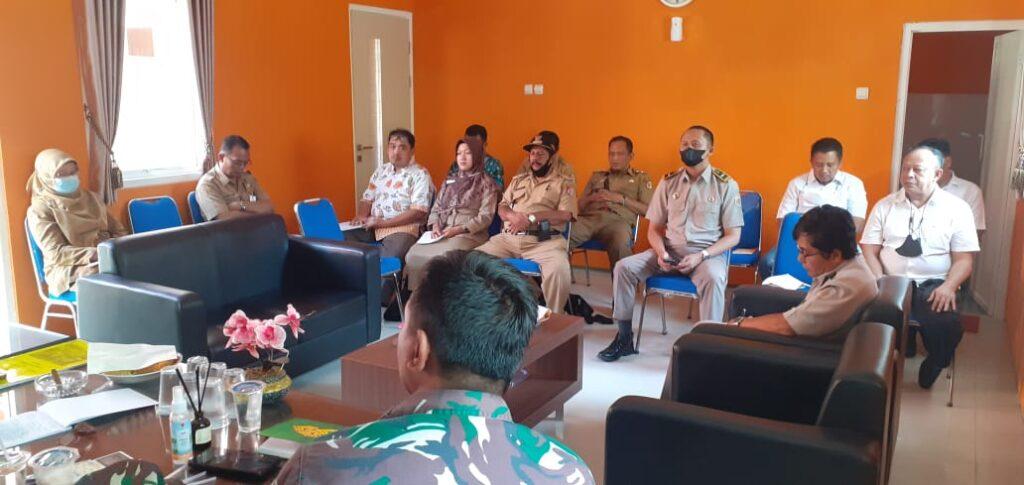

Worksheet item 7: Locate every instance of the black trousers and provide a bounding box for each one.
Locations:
[910,279,963,368]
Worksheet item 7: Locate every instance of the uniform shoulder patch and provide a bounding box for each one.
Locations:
[663,169,683,180]
[712,168,732,183]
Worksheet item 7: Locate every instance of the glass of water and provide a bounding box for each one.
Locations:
[222,368,245,419]
[186,356,209,373]
[157,364,187,415]
[207,362,227,380]
[186,377,228,429]
[230,381,266,433]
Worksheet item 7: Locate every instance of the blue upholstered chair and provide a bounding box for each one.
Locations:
[188,191,205,224]
[773,212,812,286]
[128,196,183,233]
[294,198,404,321]
[25,219,78,334]
[570,214,641,286]
[729,191,762,278]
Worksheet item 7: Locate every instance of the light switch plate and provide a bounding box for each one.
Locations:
[524,84,534,95]
[533,84,544,95]
[855,87,869,100]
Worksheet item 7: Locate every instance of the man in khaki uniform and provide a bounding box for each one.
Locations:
[570,136,653,269]
[195,135,273,221]
[515,130,576,183]
[477,132,577,313]
[600,125,743,362]
[726,205,878,340]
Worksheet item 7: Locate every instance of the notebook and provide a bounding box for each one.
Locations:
[0,388,156,447]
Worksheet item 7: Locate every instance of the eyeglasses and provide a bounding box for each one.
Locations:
[796,248,822,259]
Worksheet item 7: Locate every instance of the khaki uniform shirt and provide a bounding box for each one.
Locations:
[27,192,128,295]
[783,256,879,339]
[646,164,743,250]
[427,178,499,244]
[195,167,270,221]
[580,166,654,222]
[501,170,578,234]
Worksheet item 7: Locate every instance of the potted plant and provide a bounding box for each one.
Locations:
[222,304,304,403]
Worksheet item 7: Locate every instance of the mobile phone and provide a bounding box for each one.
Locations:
[96,451,133,467]
[189,450,285,482]
[662,256,680,265]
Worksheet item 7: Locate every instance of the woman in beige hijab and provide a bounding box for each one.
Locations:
[26,149,128,295]
[404,138,499,292]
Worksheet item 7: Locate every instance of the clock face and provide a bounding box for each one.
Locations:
[661,0,694,7]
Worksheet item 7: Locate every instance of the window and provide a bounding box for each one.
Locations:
[114,0,206,188]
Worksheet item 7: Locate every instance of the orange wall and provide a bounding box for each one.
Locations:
[411,0,1024,276]
[0,0,412,331]
[908,31,1001,94]
[1006,201,1024,412]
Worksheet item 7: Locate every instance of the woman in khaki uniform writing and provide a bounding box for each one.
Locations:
[26,149,128,296]
[404,138,498,291]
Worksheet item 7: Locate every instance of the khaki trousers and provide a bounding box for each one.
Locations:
[476,234,572,313]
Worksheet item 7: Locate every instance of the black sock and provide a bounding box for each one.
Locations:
[616,319,633,338]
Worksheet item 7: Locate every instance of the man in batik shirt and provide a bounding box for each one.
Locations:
[275,251,594,484]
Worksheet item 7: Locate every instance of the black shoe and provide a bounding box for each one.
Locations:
[918,357,943,389]
[592,313,614,325]
[598,334,637,362]
[904,335,918,358]
[383,299,402,322]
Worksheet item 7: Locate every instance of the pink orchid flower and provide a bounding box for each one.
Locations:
[274,304,304,339]
[233,342,259,359]
[223,310,249,338]
[255,321,287,350]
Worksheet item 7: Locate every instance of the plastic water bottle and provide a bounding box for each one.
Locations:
[169,386,193,465]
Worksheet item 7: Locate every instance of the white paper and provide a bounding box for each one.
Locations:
[732,248,757,255]
[339,220,364,232]
[259,438,302,459]
[416,232,445,245]
[87,342,178,374]
[38,388,157,428]
[537,305,553,323]
[762,274,811,291]
[0,410,67,447]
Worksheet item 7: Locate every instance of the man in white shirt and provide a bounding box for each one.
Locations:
[760,138,868,277]
[916,138,986,237]
[861,146,979,388]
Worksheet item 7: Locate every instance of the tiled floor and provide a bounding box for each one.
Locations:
[292,269,1024,485]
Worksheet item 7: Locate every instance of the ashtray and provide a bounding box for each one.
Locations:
[34,370,89,398]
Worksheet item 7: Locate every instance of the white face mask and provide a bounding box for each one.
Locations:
[52,175,80,194]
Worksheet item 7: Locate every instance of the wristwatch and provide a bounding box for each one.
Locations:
[700,249,709,260]
[528,214,537,224]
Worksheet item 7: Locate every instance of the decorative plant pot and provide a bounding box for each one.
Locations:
[244,365,291,404]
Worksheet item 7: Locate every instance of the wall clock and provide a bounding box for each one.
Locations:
[660,0,694,7]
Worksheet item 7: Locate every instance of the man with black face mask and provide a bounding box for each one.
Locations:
[861,146,979,388]
[599,125,744,362]
[476,132,578,313]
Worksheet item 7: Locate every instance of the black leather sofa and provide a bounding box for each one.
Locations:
[605,322,895,485]
[77,214,381,376]
[687,275,911,484]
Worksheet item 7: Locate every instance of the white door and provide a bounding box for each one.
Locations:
[349,5,413,204]
[974,30,1024,318]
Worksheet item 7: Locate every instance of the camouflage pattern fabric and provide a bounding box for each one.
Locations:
[275,389,594,484]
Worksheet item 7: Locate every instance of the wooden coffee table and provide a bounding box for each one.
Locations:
[8,379,378,482]
[340,314,584,427]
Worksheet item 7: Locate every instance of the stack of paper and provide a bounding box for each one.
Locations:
[87,342,177,374]
[762,274,811,291]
